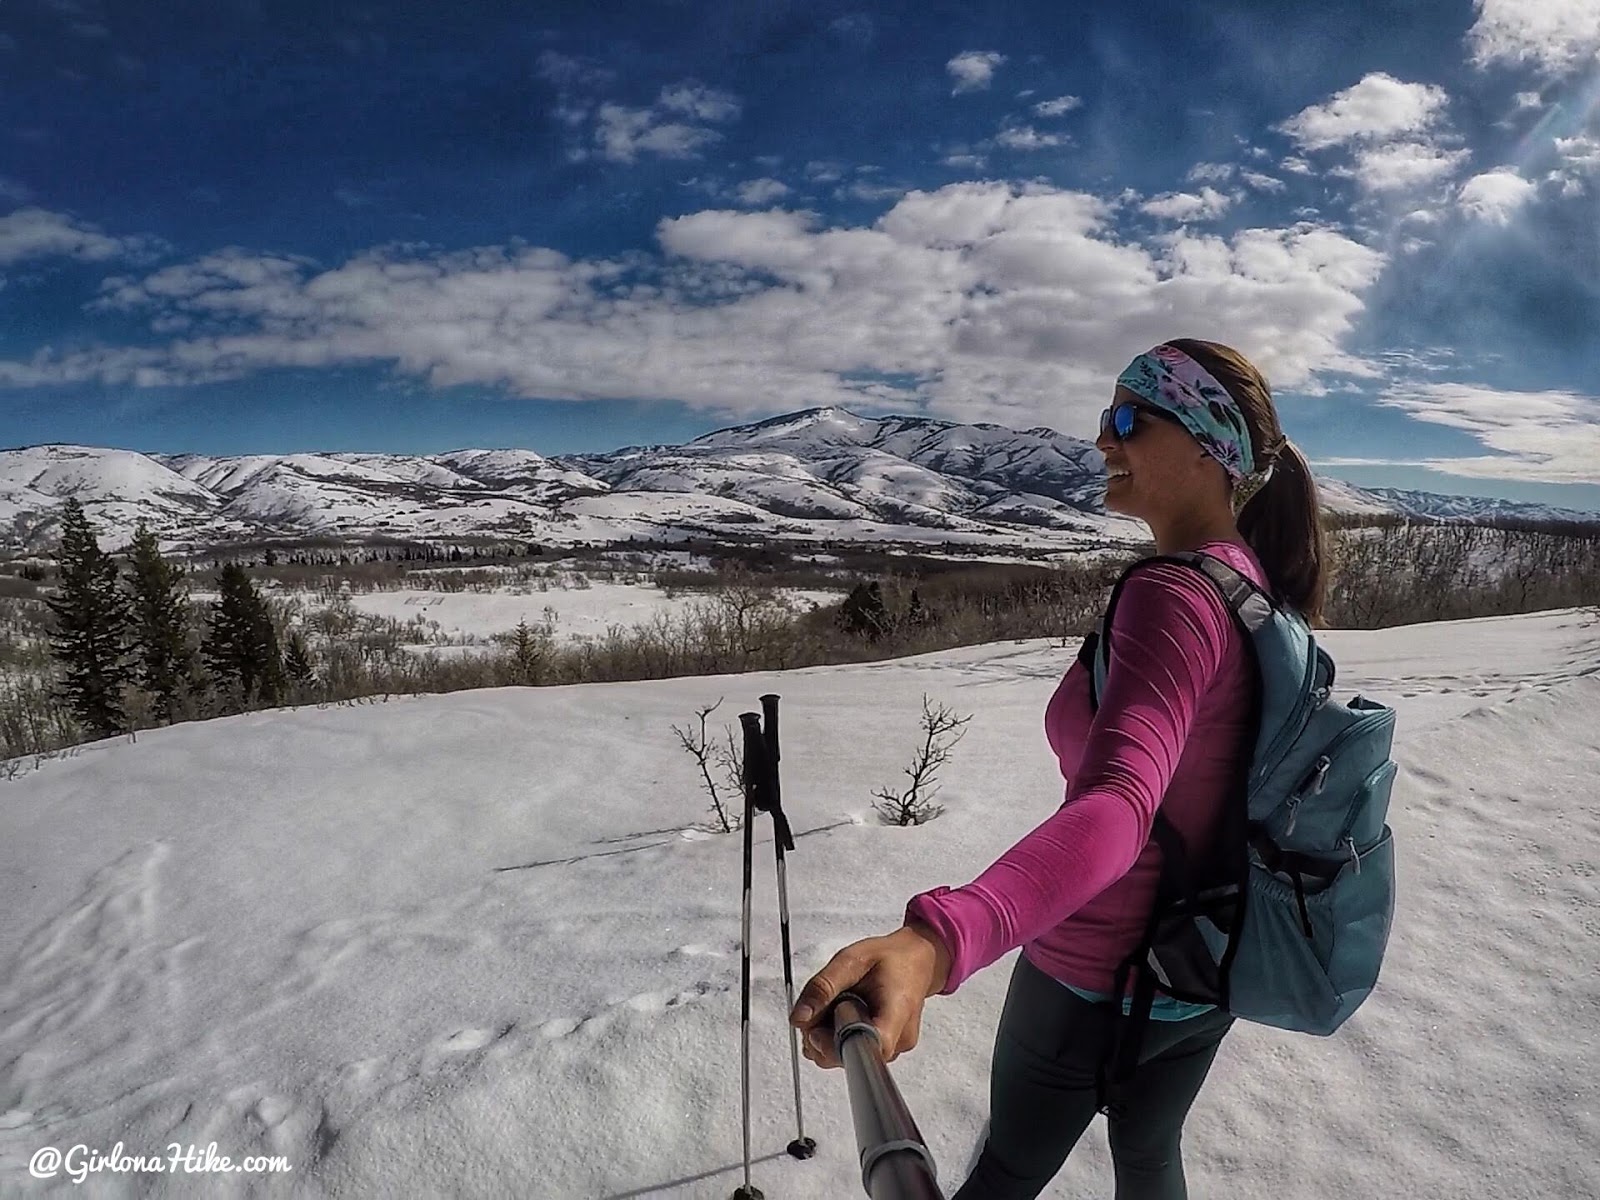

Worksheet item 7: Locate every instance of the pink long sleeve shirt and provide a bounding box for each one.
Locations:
[904,540,1267,997]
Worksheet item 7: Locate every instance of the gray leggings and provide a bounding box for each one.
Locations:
[952,954,1234,1200]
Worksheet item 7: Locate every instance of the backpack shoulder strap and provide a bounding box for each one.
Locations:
[1082,551,1274,710]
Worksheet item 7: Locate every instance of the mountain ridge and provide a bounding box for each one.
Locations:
[3,409,1594,553]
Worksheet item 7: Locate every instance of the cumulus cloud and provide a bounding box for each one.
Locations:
[947,51,1006,94]
[548,71,739,164]
[1513,90,1544,109]
[1241,170,1287,192]
[735,178,791,206]
[1185,163,1235,183]
[0,184,1392,434]
[1341,142,1472,193]
[0,208,161,268]
[1033,95,1082,117]
[1277,73,1452,151]
[1281,156,1314,175]
[994,124,1068,150]
[1466,0,1600,77]
[1139,188,1234,221]
[1457,168,1538,223]
[589,84,741,164]
[1376,382,1600,483]
[658,83,741,122]
[1555,134,1600,172]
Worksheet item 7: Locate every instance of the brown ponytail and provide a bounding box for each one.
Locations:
[1164,338,1329,628]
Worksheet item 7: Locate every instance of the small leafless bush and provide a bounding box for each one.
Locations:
[671,698,745,833]
[873,695,972,826]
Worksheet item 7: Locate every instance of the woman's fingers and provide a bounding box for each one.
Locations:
[790,943,867,1034]
[789,930,938,1070]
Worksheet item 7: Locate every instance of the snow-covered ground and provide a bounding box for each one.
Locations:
[1,608,1598,1197]
[338,581,845,647]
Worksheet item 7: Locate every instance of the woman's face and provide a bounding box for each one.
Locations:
[1095,385,1210,518]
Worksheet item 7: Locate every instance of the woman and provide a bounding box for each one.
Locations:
[789,339,1328,1200]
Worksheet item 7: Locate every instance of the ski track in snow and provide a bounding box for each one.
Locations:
[0,608,1597,1196]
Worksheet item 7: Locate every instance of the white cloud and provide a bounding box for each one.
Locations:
[1555,134,1600,172]
[1466,0,1600,77]
[4,184,1390,432]
[657,83,741,122]
[1376,382,1600,483]
[1458,169,1538,223]
[947,51,1006,94]
[1185,162,1235,183]
[1513,90,1545,109]
[735,178,791,206]
[0,208,159,268]
[556,77,740,165]
[1342,142,1472,192]
[592,100,728,164]
[804,161,846,183]
[0,176,31,203]
[1139,187,1233,221]
[942,153,987,171]
[1033,95,1082,117]
[1281,156,1314,175]
[835,181,906,202]
[1277,73,1451,151]
[994,125,1068,150]
[1241,171,1286,193]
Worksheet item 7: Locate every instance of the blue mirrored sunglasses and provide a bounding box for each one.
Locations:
[1099,401,1184,440]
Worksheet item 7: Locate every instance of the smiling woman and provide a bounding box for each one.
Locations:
[794,337,1337,1200]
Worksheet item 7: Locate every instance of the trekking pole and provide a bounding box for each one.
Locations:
[732,698,818,1200]
[829,993,944,1200]
[734,711,767,1200]
[760,693,818,1166]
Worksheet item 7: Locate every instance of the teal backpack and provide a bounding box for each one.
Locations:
[1079,552,1399,1094]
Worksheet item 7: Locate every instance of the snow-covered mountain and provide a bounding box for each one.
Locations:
[2,407,1593,553]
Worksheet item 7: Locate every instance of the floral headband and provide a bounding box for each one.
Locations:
[1115,344,1258,484]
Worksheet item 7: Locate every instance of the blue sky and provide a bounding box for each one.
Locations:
[2,0,1599,511]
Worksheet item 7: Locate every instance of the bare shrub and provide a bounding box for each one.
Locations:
[873,695,972,826]
[671,698,745,833]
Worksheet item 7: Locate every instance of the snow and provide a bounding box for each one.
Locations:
[2,608,1598,1197]
[339,582,844,646]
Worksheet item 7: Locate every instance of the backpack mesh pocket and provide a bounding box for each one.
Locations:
[1229,827,1396,1034]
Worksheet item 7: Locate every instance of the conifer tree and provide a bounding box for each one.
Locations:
[126,521,195,723]
[283,630,315,686]
[204,562,286,708]
[45,498,131,737]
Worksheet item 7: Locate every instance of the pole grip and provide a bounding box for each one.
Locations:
[760,693,780,764]
[739,712,766,803]
[830,994,944,1200]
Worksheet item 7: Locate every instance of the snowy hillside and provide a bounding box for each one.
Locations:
[3,410,1596,554]
[2,608,1597,1197]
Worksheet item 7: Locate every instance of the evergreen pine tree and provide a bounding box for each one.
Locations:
[44,498,132,737]
[284,630,315,685]
[126,521,195,723]
[204,562,286,709]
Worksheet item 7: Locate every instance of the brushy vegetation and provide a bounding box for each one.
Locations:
[3,515,1598,765]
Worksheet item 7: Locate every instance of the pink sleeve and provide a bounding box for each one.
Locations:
[904,562,1235,995]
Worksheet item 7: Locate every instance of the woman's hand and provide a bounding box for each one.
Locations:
[788,921,953,1070]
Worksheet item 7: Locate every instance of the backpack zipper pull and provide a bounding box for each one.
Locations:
[1346,837,1361,875]
[1309,756,1332,794]
[1285,756,1332,836]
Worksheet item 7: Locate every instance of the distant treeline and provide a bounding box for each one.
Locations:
[2,507,1597,765]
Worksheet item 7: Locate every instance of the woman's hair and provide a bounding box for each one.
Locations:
[1164,337,1328,628]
